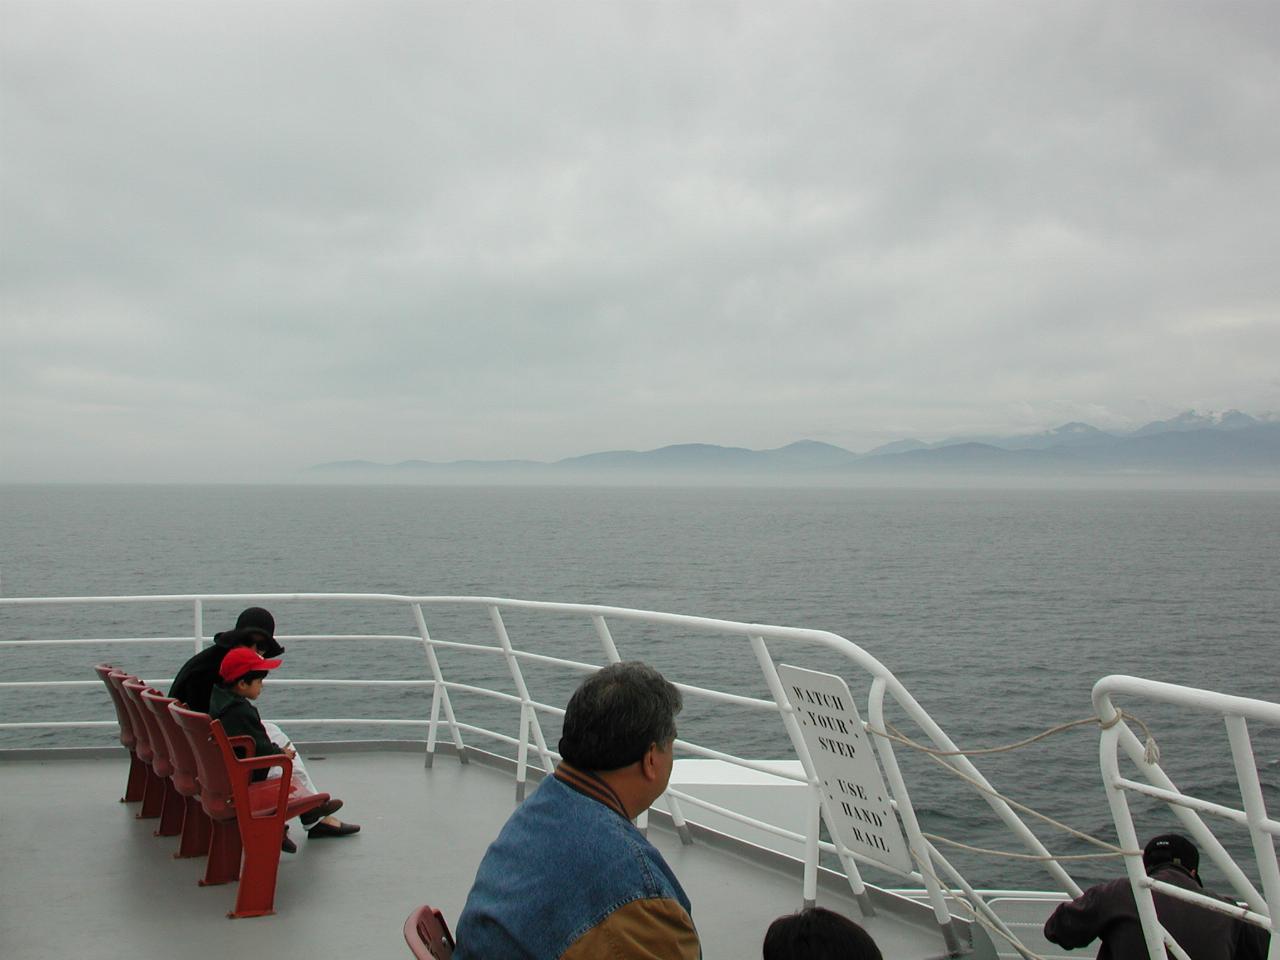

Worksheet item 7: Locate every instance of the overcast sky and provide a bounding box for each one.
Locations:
[2,1,1278,482]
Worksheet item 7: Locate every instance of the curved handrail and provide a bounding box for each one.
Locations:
[1093,675,1278,960]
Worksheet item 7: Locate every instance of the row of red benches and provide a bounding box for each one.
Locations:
[94,663,330,919]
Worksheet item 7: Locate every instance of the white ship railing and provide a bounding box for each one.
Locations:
[1094,676,1279,960]
[14,593,1264,957]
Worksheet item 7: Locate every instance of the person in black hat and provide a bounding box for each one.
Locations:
[170,607,359,844]
[1044,833,1269,959]
[169,608,285,713]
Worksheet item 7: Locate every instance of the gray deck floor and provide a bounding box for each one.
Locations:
[2,747,1011,959]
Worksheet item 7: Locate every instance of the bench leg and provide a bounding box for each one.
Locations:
[122,753,147,803]
[175,799,211,859]
[156,780,185,837]
[230,832,283,919]
[137,768,164,819]
[201,821,241,886]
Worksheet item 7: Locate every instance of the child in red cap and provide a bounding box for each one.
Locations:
[212,647,359,844]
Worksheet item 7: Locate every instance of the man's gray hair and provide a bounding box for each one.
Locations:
[558,661,682,771]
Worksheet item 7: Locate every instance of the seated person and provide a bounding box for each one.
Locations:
[1044,833,1269,959]
[170,607,284,713]
[205,638,359,844]
[454,661,698,959]
[763,907,882,960]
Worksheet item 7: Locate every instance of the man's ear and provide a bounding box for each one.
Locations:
[640,742,660,781]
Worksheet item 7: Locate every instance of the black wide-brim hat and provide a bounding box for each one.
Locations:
[234,606,285,657]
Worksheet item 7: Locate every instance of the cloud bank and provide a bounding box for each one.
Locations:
[2,1,1278,481]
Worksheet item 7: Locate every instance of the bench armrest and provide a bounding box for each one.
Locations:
[227,734,256,758]
[235,753,294,818]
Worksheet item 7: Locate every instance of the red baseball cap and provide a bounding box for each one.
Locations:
[219,646,283,684]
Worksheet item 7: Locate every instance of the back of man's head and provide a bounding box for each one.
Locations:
[558,661,681,771]
[1143,834,1199,875]
[763,907,882,960]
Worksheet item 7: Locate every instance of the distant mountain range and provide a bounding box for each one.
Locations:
[310,410,1280,481]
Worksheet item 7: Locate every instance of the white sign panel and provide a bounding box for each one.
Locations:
[777,664,911,873]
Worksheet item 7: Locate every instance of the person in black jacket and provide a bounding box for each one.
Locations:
[1044,834,1269,959]
[170,607,284,713]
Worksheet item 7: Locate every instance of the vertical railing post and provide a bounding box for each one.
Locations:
[868,678,958,953]
[489,606,554,787]
[1224,716,1280,931]
[803,784,821,909]
[193,598,204,653]
[516,703,532,802]
[749,634,875,916]
[411,603,467,767]
[592,615,622,663]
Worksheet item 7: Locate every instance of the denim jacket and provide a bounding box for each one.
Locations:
[454,764,699,960]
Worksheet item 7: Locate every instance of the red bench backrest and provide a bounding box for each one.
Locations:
[142,688,199,798]
[169,704,237,820]
[108,671,154,764]
[123,678,174,778]
[93,663,136,751]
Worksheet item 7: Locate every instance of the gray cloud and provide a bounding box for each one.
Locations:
[2,1,1278,481]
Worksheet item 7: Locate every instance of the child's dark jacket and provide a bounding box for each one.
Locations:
[209,685,277,782]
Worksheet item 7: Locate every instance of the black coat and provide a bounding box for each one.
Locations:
[1044,864,1269,959]
[169,644,230,713]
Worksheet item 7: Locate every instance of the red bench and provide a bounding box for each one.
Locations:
[92,663,146,803]
[141,687,212,859]
[105,669,165,818]
[122,678,186,838]
[170,704,330,918]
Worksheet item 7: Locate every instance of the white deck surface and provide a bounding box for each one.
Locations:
[1,745,1016,959]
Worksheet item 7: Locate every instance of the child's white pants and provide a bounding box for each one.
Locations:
[260,719,320,796]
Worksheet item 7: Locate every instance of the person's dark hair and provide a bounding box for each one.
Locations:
[220,669,269,689]
[763,907,882,960]
[1144,834,1199,875]
[558,661,681,771]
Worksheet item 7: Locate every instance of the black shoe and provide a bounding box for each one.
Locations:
[300,798,344,826]
[281,828,297,854]
[307,820,360,838]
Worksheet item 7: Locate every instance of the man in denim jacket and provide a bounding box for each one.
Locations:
[454,661,699,959]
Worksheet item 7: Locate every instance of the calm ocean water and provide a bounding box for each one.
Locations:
[1,483,1276,889]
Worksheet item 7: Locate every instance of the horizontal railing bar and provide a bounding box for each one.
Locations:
[509,649,599,671]
[255,718,431,727]
[0,678,435,690]
[0,634,435,648]
[440,681,524,705]
[0,638,198,647]
[452,723,521,747]
[420,638,505,654]
[0,592,872,666]
[1114,778,1280,835]
[670,740,808,781]
[0,721,119,729]
[670,680,777,711]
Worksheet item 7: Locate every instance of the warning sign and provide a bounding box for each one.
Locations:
[777,664,910,872]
